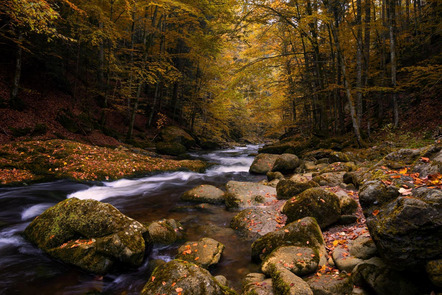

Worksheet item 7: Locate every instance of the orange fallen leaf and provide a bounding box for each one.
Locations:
[151,276,155,282]
[372,209,380,216]
[195,257,199,260]
[176,287,183,292]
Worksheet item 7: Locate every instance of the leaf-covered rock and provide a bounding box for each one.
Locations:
[145,218,184,245]
[224,181,277,210]
[24,198,147,274]
[261,246,319,276]
[176,237,225,268]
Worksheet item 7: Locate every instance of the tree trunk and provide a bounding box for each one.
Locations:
[10,31,23,107]
[389,0,399,128]
[356,0,363,128]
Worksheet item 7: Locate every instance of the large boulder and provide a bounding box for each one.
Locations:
[24,198,147,274]
[305,273,353,295]
[276,179,319,200]
[145,218,184,245]
[312,172,345,186]
[242,273,274,295]
[141,260,235,295]
[359,183,442,269]
[181,185,225,204]
[251,217,326,264]
[224,181,277,210]
[259,141,304,155]
[261,246,319,276]
[156,141,187,156]
[159,126,196,148]
[176,237,225,269]
[332,245,363,273]
[249,154,279,174]
[269,265,313,295]
[230,207,286,240]
[281,187,341,228]
[271,154,300,174]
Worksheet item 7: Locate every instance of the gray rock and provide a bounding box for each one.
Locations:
[181,185,225,204]
[146,218,184,245]
[261,246,319,276]
[250,154,279,174]
[225,181,277,210]
[231,207,285,240]
[305,273,353,295]
[176,237,224,268]
[267,171,284,181]
[242,278,274,295]
[269,265,313,295]
[141,260,233,295]
[281,187,341,228]
[312,172,345,186]
[272,153,300,173]
[276,179,319,200]
[332,245,363,273]
[214,275,228,287]
[349,235,377,260]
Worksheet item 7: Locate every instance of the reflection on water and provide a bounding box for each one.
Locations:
[0,145,264,294]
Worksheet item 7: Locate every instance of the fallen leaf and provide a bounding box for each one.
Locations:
[372,209,380,216]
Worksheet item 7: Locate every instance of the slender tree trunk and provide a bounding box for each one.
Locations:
[10,31,23,107]
[389,0,399,127]
[356,0,363,128]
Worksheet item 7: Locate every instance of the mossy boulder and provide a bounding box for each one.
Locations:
[181,185,225,204]
[358,180,399,216]
[281,188,341,228]
[343,171,364,188]
[276,179,319,200]
[318,162,357,173]
[224,181,277,210]
[352,257,423,295]
[156,141,187,156]
[426,259,442,288]
[359,184,442,269]
[267,171,284,181]
[259,141,304,155]
[249,154,279,174]
[261,246,319,276]
[176,237,225,268]
[332,188,358,215]
[141,259,236,295]
[312,172,345,186]
[269,265,313,295]
[251,217,326,264]
[242,273,274,295]
[332,245,363,273]
[24,198,147,274]
[271,153,300,174]
[305,273,353,295]
[230,207,285,240]
[145,218,184,245]
[159,126,196,148]
[303,149,350,163]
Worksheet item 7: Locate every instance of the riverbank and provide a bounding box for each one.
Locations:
[0,139,208,186]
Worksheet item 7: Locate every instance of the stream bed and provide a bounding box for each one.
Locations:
[0,145,266,294]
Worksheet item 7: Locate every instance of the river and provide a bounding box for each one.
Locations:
[0,145,266,294]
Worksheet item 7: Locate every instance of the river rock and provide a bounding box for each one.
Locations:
[312,172,345,186]
[145,218,184,244]
[343,171,364,188]
[181,185,225,204]
[332,245,363,273]
[269,265,313,295]
[271,153,300,174]
[242,274,274,295]
[426,259,442,287]
[224,181,277,210]
[303,149,350,163]
[249,154,279,174]
[349,235,377,260]
[258,141,302,155]
[412,145,442,177]
[176,237,224,268]
[141,259,234,295]
[261,246,319,276]
[251,217,326,265]
[281,187,341,228]
[214,275,228,287]
[359,183,442,269]
[352,257,421,295]
[159,126,196,148]
[230,207,285,240]
[276,179,319,200]
[318,161,357,173]
[305,273,353,295]
[331,187,358,215]
[24,198,146,274]
[267,171,284,181]
[156,141,187,156]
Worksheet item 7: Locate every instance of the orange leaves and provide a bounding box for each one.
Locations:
[372,210,380,216]
[420,157,430,163]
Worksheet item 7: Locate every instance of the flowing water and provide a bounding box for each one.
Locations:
[0,145,266,294]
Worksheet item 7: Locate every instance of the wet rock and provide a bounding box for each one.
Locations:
[242,272,266,286]
[261,246,319,276]
[271,154,300,174]
[426,259,442,288]
[141,260,235,295]
[269,265,313,295]
[215,275,228,287]
[156,141,187,156]
[267,171,284,181]
[225,181,277,210]
[181,185,225,204]
[230,207,285,240]
[24,198,146,274]
[332,245,363,273]
[360,184,442,268]
[281,187,341,228]
[358,180,399,216]
[352,257,422,295]
[195,223,236,241]
[349,235,377,260]
[251,217,326,265]
[276,179,319,200]
[242,277,274,295]
[146,218,184,245]
[249,154,279,174]
[158,126,196,148]
[176,237,224,269]
[305,273,353,295]
[312,172,345,186]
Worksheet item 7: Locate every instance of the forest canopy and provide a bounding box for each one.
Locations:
[0,0,440,144]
